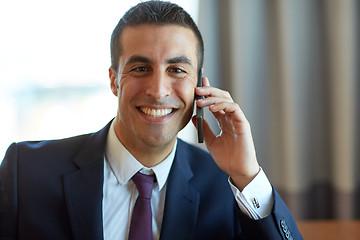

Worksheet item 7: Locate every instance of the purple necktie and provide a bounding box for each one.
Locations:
[128,172,155,240]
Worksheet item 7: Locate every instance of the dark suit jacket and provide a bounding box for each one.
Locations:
[0,121,302,240]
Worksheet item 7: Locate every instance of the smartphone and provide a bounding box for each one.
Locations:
[196,70,204,143]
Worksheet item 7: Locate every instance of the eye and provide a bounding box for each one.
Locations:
[169,67,186,74]
[131,66,148,72]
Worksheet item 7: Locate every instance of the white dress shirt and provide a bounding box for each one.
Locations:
[102,121,273,240]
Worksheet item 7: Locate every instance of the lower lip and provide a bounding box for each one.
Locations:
[137,108,176,122]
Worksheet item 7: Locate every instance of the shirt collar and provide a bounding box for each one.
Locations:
[105,120,176,190]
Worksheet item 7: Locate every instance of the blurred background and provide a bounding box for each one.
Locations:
[0,0,359,220]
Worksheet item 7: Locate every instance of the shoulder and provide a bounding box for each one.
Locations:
[0,134,93,176]
[4,120,112,162]
[10,133,91,159]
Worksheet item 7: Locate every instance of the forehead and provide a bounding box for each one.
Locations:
[119,24,198,63]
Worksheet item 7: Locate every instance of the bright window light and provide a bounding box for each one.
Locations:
[0,0,199,160]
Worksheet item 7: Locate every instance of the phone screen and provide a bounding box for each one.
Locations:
[196,70,204,143]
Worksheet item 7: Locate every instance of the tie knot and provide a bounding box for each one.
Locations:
[132,172,155,199]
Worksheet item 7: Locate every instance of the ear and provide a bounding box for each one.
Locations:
[109,67,118,96]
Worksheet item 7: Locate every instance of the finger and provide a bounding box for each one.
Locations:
[210,102,236,114]
[195,86,233,100]
[209,101,247,120]
[206,102,249,130]
[209,103,251,135]
[196,96,233,108]
[202,76,210,87]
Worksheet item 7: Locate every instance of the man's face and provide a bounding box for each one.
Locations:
[109,24,198,152]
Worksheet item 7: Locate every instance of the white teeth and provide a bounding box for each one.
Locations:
[140,107,173,117]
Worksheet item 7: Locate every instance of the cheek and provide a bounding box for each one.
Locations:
[118,78,141,101]
[174,81,196,104]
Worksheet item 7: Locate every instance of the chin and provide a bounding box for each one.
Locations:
[141,131,177,148]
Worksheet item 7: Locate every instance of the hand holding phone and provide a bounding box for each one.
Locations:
[196,70,204,143]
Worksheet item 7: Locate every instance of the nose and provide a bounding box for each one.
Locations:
[145,70,172,100]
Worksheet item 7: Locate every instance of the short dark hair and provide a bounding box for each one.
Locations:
[110,0,204,72]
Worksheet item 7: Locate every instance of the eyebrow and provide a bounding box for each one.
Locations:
[125,55,193,67]
[166,56,192,66]
[125,55,153,65]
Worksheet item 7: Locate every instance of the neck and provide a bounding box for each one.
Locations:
[130,143,175,167]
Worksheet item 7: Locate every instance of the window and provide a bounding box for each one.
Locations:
[0,0,199,160]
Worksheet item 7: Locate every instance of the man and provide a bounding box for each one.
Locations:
[0,1,303,239]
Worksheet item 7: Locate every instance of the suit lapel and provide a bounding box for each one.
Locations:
[160,140,200,240]
[63,121,112,240]
[62,124,200,240]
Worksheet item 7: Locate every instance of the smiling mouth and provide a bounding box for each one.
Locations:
[139,107,174,118]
